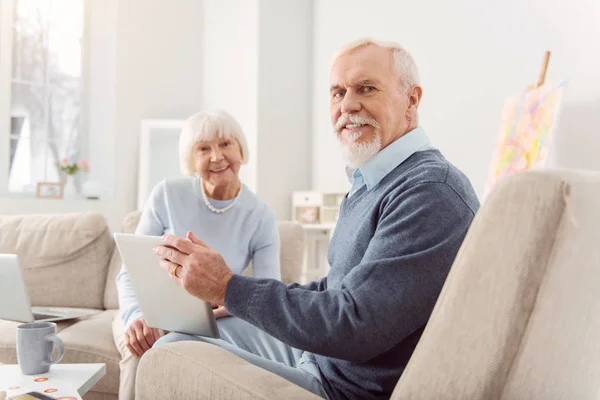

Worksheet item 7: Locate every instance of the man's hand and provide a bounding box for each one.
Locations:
[125,317,160,357]
[154,232,234,305]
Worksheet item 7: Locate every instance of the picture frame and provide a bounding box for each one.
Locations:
[138,119,186,210]
[36,182,63,199]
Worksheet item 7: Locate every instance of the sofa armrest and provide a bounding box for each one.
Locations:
[136,341,321,400]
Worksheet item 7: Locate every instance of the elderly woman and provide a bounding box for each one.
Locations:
[112,109,280,400]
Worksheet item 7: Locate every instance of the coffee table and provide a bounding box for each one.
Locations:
[0,363,105,399]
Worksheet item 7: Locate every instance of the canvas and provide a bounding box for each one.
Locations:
[484,82,566,198]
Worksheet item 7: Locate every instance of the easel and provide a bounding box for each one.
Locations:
[534,50,551,88]
[484,50,559,198]
[519,50,552,167]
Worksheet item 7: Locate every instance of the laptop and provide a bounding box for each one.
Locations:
[0,254,99,323]
[113,233,219,338]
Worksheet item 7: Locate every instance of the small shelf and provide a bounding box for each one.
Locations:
[292,190,346,226]
[301,223,336,230]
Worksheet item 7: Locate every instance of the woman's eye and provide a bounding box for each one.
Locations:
[199,147,209,152]
[220,141,232,147]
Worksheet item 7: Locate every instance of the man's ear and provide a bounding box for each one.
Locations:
[408,85,423,110]
[405,85,423,122]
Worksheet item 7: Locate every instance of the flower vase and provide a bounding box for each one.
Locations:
[63,176,78,199]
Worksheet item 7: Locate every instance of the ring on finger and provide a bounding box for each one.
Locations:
[172,264,181,278]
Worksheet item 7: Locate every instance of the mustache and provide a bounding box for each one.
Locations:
[335,114,380,133]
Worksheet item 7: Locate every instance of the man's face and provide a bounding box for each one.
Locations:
[330,45,416,168]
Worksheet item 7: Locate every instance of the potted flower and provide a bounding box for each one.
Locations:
[57,158,89,198]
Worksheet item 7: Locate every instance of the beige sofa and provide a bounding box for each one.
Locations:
[0,211,305,399]
[135,169,600,399]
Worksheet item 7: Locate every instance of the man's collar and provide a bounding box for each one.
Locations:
[346,127,431,190]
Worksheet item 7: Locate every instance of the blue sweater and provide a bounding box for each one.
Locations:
[116,176,281,328]
[225,149,479,399]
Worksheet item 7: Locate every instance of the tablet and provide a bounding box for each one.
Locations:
[113,232,219,338]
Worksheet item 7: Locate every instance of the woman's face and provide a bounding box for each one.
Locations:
[193,136,243,187]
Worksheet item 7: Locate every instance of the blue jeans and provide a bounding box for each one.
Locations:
[154,317,328,399]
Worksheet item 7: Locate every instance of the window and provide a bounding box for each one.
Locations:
[3,0,86,194]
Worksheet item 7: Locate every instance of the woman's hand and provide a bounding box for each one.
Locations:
[213,305,231,319]
[125,317,160,357]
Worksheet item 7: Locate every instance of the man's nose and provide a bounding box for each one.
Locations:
[340,92,361,114]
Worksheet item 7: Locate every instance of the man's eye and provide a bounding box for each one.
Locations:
[333,91,345,99]
[362,86,375,93]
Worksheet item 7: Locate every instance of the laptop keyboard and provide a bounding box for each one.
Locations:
[33,312,59,320]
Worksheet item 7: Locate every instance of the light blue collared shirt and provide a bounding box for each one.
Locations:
[346,127,433,197]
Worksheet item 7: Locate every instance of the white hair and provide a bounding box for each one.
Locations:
[334,38,420,92]
[179,110,249,176]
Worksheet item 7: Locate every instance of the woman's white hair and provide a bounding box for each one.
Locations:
[334,38,420,92]
[179,109,249,176]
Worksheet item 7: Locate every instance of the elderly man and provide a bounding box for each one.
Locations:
[153,38,480,400]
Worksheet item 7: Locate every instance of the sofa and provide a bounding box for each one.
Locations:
[0,211,306,399]
[135,169,600,399]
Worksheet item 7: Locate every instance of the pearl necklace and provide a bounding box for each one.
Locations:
[201,180,241,214]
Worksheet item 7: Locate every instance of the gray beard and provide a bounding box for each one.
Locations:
[339,133,382,168]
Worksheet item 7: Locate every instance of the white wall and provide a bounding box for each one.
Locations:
[202,0,259,191]
[112,0,204,227]
[256,0,313,219]
[312,0,600,196]
[202,0,312,219]
[87,0,117,224]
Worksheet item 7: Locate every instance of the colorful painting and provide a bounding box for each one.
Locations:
[484,82,566,198]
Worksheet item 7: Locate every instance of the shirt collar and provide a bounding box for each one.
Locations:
[346,127,431,190]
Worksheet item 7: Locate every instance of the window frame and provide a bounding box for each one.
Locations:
[0,0,90,197]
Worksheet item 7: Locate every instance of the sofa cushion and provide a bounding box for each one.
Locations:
[103,250,122,310]
[104,211,142,309]
[392,171,569,399]
[137,341,321,400]
[277,221,305,284]
[0,213,114,309]
[57,310,120,395]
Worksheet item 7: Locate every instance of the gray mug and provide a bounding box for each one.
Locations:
[16,322,65,375]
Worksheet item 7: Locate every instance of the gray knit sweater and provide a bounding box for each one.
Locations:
[226,149,480,399]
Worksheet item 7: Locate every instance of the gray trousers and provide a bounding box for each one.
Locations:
[154,317,328,399]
